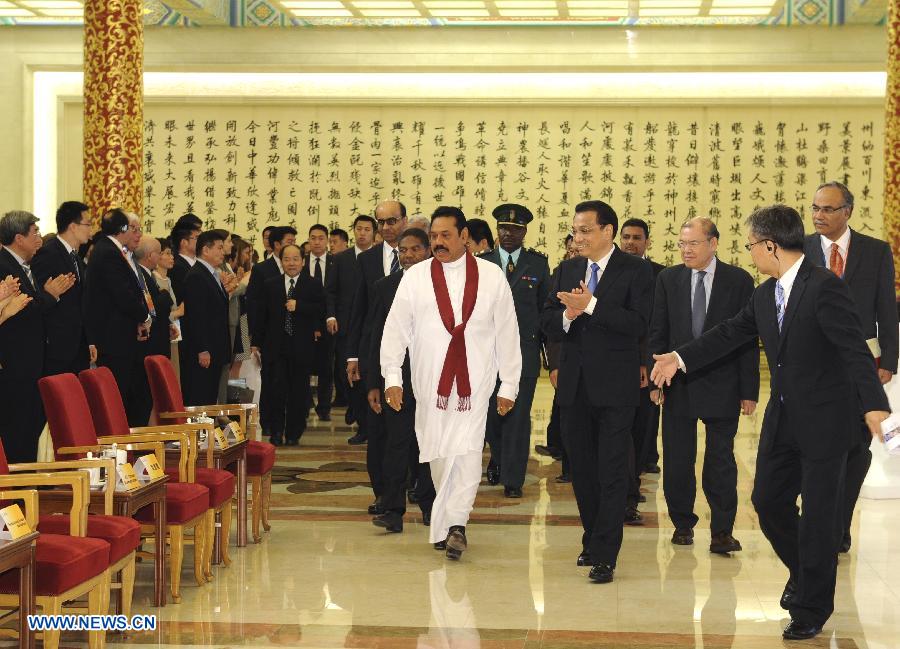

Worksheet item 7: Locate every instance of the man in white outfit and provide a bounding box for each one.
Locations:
[381,206,522,560]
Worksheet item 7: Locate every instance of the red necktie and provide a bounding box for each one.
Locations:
[829,243,844,278]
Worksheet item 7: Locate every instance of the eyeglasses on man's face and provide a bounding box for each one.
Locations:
[744,239,773,251]
[810,205,848,215]
[377,217,402,228]
[676,239,711,250]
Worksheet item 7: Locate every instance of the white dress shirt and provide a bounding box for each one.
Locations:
[562,246,615,332]
[179,253,197,267]
[382,241,399,276]
[820,227,851,273]
[285,272,300,294]
[309,253,327,284]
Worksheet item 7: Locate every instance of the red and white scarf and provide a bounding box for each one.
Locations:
[430,253,479,411]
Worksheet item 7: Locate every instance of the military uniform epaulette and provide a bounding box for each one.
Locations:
[524,247,547,259]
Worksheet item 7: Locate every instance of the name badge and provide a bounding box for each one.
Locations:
[115,463,141,492]
[134,453,165,482]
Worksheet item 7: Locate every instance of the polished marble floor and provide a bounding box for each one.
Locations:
[94,377,900,648]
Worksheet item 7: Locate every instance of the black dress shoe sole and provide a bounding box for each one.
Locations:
[555,475,571,483]
[710,543,742,554]
[672,536,694,546]
[504,489,523,498]
[589,568,614,584]
[434,541,446,550]
[782,625,823,640]
[347,437,368,445]
[638,494,647,503]
[372,518,402,533]
[576,554,591,567]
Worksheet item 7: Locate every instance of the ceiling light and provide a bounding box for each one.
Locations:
[495,1,557,7]
[569,8,625,15]
[358,8,421,14]
[424,0,485,6]
[712,0,774,5]
[38,8,83,14]
[0,8,36,15]
[497,8,558,15]
[353,1,415,8]
[282,1,345,8]
[429,8,490,15]
[0,0,16,6]
[290,8,353,15]
[639,7,699,14]
[567,1,627,7]
[641,0,701,5]
[709,6,772,14]
[20,1,82,7]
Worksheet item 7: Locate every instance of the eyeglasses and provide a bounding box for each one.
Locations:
[676,239,711,250]
[75,221,92,228]
[569,226,599,237]
[376,217,402,227]
[811,205,848,215]
[744,239,773,251]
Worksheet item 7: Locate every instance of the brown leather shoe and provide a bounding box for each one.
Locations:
[445,526,468,560]
[710,532,742,554]
[672,528,694,545]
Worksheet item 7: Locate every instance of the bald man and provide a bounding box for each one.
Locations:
[346,200,408,515]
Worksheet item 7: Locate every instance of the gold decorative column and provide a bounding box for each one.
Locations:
[884,0,900,296]
[82,0,144,223]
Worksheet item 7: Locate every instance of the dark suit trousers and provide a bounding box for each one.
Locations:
[662,411,739,534]
[546,392,569,475]
[313,332,335,415]
[259,355,275,433]
[560,373,633,566]
[751,408,845,626]
[362,369,386,496]
[99,352,146,425]
[842,422,872,537]
[486,375,538,489]
[333,335,350,405]
[381,392,435,516]
[182,356,221,407]
[270,348,311,441]
[350,370,371,437]
[43,348,90,378]
[0,375,45,463]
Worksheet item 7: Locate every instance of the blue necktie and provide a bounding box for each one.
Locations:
[775,280,785,332]
[587,262,600,293]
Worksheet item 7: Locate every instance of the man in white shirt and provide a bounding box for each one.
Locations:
[382,206,521,559]
[307,223,334,421]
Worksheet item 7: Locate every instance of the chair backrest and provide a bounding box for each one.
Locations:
[144,355,187,423]
[37,373,101,457]
[0,440,9,475]
[79,367,132,437]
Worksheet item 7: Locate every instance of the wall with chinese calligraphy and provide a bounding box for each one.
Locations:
[62,101,883,273]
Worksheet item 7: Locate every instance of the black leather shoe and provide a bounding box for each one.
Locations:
[555,473,571,484]
[367,498,384,515]
[623,507,643,526]
[643,463,661,474]
[780,579,797,610]
[372,513,403,533]
[782,620,823,640]
[408,489,418,504]
[840,531,851,553]
[486,462,500,485]
[344,409,356,425]
[576,551,591,567]
[347,433,368,445]
[672,528,694,545]
[422,511,431,526]
[504,486,523,498]
[316,410,331,422]
[433,541,446,550]
[638,494,647,503]
[588,563,615,584]
[270,435,283,447]
[534,445,560,458]
[710,532,742,554]
[285,438,300,446]
[445,526,467,560]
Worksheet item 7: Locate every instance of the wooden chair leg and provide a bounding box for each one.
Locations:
[251,475,262,543]
[221,501,232,567]
[120,554,136,619]
[87,571,109,649]
[193,516,206,586]
[42,596,63,649]
[204,509,215,582]
[262,471,272,532]
[170,524,184,604]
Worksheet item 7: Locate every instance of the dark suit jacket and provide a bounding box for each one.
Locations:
[305,253,333,290]
[246,256,281,346]
[254,273,324,362]
[181,262,230,369]
[325,248,362,335]
[140,266,173,358]
[0,248,53,379]
[649,259,760,419]
[30,236,88,370]
[366,271,412,393]
[84,236,149,360]
[637,258,666,369]
[481,248,551,378]
[170,254,192,303]
[347,244,387,371]
[804,230,898,372]
[677,258,889,459]
[541,247,653,408]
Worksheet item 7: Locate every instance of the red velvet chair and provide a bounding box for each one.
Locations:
[144,355,275,544]
[80,366,237,568]
[38,373,211,603]
[0,441,112,649]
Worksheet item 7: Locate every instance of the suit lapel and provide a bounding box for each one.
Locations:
[776,264,809,356]
[843,230,863,284]
[704,262,725,329]
[0,249,34,297]
[592,248,625,303]
[677,265,694,339]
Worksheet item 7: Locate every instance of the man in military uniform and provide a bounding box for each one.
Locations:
[482,204,551,497]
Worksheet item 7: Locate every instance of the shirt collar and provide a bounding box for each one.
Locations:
[58,237,76,255]
[284,272,300,287]
[821,227,851,256]
[499,247,522,267]
[354,245,364,257]
[273,255,283,274]
[588,246,615,272]
[197,257,219,278]
[383,241,398,257]
[180,252,197,267]
[692,256,717,278]
[107,235,128,254]
[6,247,28,267]
[777,255,806,293]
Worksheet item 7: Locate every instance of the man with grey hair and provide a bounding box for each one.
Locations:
[648,216,758,554]
[803,180,898,554]
[0,210,75,461]
[407,216,430,234]
[652,205,889,641]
